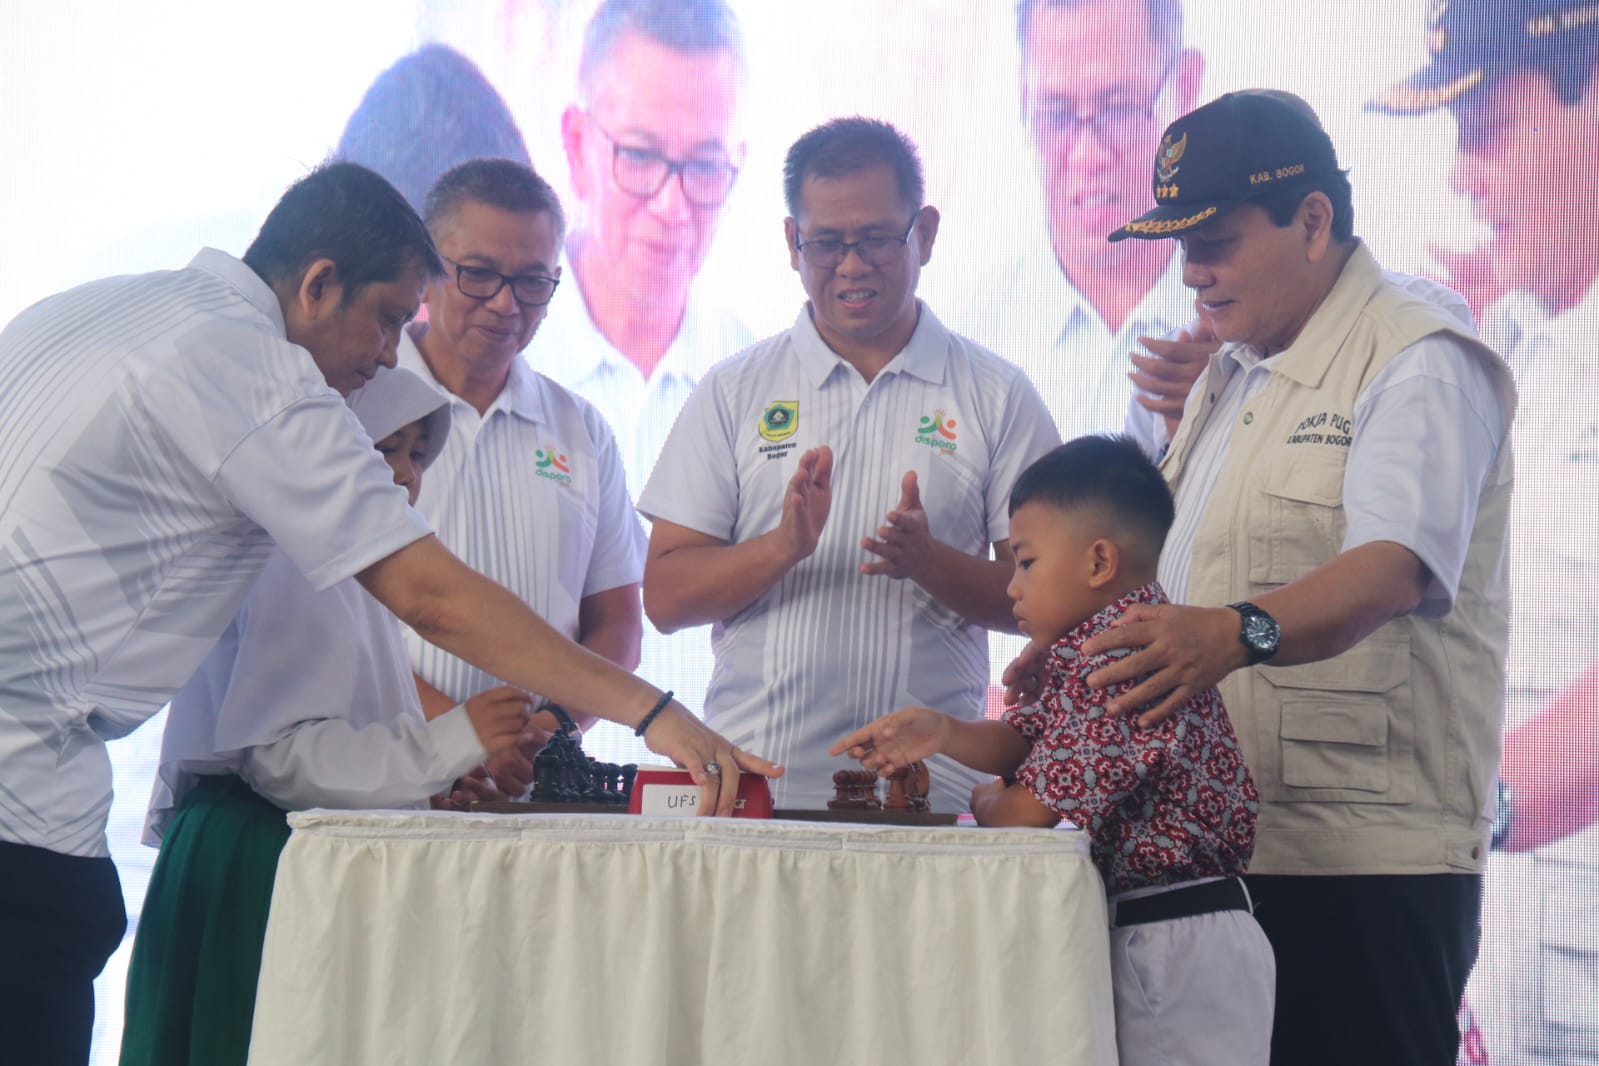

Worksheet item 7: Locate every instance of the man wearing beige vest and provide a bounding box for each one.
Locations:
[1081,92,1516,1065]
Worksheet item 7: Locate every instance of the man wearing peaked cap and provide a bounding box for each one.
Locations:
[1083,90,1517,1065]
[1370,0,1599,326]
[1375,3,1599,1064]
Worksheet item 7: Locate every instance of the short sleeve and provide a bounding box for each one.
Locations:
[984,375,1062,545]
[215,395,431,591]
[1001,700,1050,743]
[637,367,742,539]
[1344,334,1511,614]
[582,408,648,597]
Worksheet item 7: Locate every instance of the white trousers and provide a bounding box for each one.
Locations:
[1109,879,1276,1066]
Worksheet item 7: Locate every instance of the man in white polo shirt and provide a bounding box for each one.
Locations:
[0,162,773,1065]
[399,158,647,793]
[640,119,1060,811]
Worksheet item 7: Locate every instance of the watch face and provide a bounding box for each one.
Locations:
[1242,613,1280,654]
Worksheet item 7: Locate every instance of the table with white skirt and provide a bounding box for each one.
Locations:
[247,810,1118,1066]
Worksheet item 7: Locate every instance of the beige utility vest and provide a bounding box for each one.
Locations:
[1162,244,1516,876]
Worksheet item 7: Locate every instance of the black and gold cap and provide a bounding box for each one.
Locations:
[1107,91,1340,243]
[1369,0,1599,114]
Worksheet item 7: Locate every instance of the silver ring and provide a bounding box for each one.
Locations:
[703,761,723,776]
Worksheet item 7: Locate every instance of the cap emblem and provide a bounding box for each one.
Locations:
[1155,131,1188,182]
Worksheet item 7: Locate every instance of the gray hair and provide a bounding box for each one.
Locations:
[577,0,745,103]
[423,158,566,242]
[1016,0,1183,61]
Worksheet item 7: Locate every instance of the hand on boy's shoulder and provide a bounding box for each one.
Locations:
[1080,603,1245,728]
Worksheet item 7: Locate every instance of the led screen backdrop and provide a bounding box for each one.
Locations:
[1,1,1594,1062]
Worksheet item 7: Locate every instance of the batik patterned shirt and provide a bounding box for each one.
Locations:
[1003,582,1258,891]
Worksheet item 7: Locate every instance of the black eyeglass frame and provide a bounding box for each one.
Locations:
[792,210,923,269]
[441,256,561,308]
[591,120,740,208]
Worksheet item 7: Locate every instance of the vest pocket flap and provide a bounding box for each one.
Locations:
[1258,636,1408,694]
[1259,454,1345,506]
[1279,700,1388,746]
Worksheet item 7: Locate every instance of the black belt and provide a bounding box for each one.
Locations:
[1113,876,1251,928]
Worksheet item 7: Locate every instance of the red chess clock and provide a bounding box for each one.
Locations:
[628,767,774,818]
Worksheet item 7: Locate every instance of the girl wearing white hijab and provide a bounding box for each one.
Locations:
[121,366,531,1066]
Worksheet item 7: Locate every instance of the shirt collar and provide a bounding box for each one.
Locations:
[397,327,547,427]
[189,248,286,337]
[1212,241,1386,389]
[789,299,951,390]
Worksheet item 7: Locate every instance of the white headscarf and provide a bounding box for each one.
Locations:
[347,364,452,470]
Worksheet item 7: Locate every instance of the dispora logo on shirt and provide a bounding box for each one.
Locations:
[914,409,958,453]
[759,401,799,442]
[535,446,574,486]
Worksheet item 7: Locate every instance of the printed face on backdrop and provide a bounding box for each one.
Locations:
[1021,0,1200,279]
[786,163,939,364]
[562,31,744,304]
[1450,71,1599,311]
[425,200,564,371]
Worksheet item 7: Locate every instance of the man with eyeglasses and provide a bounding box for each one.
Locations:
[1372,3,1599,1062]
[952,0,1204,444]
[638,118,1059,812]
[397,158,648,799]
[549,0,750,498]
[543,0,751,745]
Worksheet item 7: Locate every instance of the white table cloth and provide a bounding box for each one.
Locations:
[248,811,1117,1066]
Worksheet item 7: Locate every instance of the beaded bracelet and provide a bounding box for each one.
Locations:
[633,690,675,738]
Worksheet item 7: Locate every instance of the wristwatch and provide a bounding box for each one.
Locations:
[1227,602,1281,664]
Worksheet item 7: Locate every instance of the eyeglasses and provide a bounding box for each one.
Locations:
[591,121,739,208]
[442,257,560,307]
[1028,56,1178,151]
[793,211,921,269]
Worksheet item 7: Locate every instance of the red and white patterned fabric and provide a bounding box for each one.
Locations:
[1003,583,1259,891]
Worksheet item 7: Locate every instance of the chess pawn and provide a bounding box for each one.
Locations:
[908,761,932,812]
[883,767,910,811]
[830,769,882,810]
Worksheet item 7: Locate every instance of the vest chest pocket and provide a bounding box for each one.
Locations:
[1257,635,1416,804]
[1248,455,1347,586]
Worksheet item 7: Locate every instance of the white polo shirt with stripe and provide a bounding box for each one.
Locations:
[0,248,431,858]
[398,331,647,707]
[639,304,1060,810]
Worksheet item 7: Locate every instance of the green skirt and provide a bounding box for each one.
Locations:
[119,776,291,1066]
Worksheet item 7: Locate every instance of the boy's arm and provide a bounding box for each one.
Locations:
[831,708,1032,778]
[971,779,1062,828]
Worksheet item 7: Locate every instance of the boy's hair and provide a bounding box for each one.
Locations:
[1009,435,1175,565]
